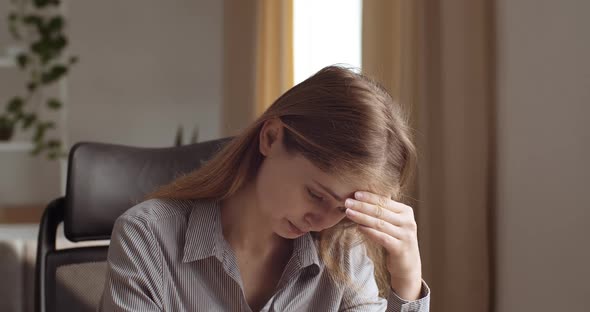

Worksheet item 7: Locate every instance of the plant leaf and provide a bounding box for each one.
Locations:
[54,36,67,51]
[47,139,61,148]
[33,0,51,9]
[46,140,63,160]
[175,125,183,146]
[16,53,29,69]
[30,40,44,54]
[31,141,44,156]
[33,124,46,141]
[43,121,56,130]
[7,97,24,113]
[47,98,62,110]
[41,65,67,84]
[0,116,15,127]
[22,114,37,130]
[47,16,64,32]
[27,82,38,92]
[23,15,42,28]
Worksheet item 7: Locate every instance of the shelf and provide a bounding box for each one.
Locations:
[0,141,33,152]
[0,204,44,224]
[0,56,16,68]
[0,223,39,240]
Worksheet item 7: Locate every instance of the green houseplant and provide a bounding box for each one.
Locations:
[1,0,77,160]
[174,124,199,147]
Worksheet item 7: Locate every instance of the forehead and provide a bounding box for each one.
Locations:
[288,153,365,193]
[288,152,394,199]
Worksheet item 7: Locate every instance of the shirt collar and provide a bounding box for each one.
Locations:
[182,198,225,263]
[294,232,321,270]
[182,198,321,270]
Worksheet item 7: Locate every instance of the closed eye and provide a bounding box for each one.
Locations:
[306,187,324,202]
[307,187,346,214]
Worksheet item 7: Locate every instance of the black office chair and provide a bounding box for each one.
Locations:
[34,137,233,312]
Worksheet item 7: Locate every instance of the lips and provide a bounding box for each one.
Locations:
[288,220,306,235]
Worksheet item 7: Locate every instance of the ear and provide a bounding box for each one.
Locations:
[259,118,283,157]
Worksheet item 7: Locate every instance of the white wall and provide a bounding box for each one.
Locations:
[0,0,223,205]
[67,0,223,147]
[496,0,590,310]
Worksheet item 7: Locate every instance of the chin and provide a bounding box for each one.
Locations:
[278,218,308,239]
[277,232,301,240]
[273,225,299,239]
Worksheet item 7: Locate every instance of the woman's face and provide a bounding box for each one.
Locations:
[255,118,360,239]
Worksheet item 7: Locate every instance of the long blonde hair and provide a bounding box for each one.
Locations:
[146,65,417,297]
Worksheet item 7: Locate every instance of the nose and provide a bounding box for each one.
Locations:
[303,211,330,231]
[303,213,319,231]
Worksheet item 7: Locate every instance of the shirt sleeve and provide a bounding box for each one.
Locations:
[339,244,430,312]
[98,215,163,311]
[386,279,430,312]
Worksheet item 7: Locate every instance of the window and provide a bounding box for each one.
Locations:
[293,0,362,84]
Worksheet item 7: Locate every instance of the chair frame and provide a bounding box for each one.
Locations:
[34,137,232,312]
[35,197,110,312]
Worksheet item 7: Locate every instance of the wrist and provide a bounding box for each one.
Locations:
[390,276,423,301]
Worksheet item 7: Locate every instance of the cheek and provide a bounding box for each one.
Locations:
[316,209,348,231]
[328,214,348,228]
[256,171,292,216]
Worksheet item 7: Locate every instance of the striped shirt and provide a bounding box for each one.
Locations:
[98,198,430,311]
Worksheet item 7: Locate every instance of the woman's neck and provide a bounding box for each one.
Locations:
[219,181,291,258]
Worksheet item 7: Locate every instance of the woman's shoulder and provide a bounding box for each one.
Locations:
[118,197,207,226]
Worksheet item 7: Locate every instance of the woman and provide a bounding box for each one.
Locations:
[99,65,430,311]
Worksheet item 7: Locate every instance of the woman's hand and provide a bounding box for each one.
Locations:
[344,191,423,301]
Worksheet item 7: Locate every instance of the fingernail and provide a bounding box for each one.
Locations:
[345,198,354,207]
[355,192,363,199]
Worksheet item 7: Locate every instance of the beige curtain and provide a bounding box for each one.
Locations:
[222,0,293,137]
[362,0,417,118]
[255,0,294,117]
[222,0,258,136]
[362,1,496,311]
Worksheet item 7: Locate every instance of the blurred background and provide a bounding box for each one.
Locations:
[0,0,588,311]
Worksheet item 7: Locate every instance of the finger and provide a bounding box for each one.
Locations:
[345,208,404,240]
[345,198,403,227]
[357,225,401,251]
[354,191,406,214]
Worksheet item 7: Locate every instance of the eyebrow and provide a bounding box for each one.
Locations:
[311,178,345,203]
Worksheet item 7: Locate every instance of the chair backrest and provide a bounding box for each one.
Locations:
[35,137,232,312]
